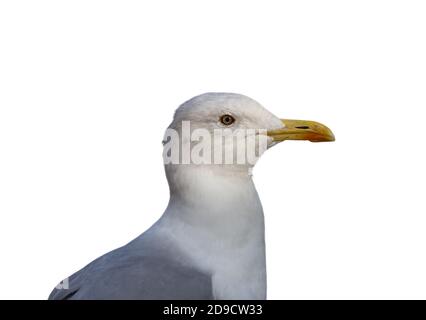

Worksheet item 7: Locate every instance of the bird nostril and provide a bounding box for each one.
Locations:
[295,126,310,129]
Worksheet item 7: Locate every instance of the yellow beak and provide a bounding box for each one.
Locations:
[267,119,335,142]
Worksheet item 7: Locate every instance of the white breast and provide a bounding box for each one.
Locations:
[157,166,267,299]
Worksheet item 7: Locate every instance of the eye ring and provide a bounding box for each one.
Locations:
[219,114,236,126]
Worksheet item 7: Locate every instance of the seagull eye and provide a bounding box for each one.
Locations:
[219,114,235,126]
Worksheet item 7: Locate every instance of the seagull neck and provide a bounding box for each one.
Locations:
[159,164,266,292]
[164,164,262,223]
[166,163,252,198]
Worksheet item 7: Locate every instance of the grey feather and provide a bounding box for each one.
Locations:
[49,232,213,300]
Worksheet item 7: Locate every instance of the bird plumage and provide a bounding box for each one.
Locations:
[49,92,334,299]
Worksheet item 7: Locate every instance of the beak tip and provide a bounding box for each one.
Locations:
[313,133,335,142]
[313,124,335,142]
[325,132,336,142]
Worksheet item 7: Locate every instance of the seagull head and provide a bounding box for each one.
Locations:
[163,92,334,173]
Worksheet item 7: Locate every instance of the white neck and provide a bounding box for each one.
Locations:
[156,164,267,299]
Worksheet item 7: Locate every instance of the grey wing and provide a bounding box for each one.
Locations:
[49,245,213,300]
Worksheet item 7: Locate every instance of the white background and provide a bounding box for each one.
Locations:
[1,1,425,300]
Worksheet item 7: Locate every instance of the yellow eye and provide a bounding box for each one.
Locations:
[219,114,235,126]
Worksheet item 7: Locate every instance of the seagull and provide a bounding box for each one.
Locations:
[49,92,334,300]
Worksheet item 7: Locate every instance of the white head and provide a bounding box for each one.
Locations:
[163,93,282,171]
[163,92,334,169]
[161,92,334,212]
